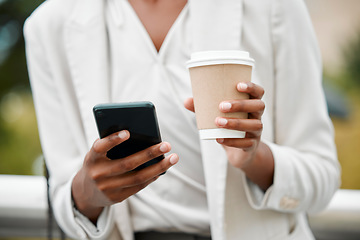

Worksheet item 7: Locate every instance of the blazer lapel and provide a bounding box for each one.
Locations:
[188,0,245,239]
[64,0,110,147]
[189,0,243,51]
[65,2,133,238]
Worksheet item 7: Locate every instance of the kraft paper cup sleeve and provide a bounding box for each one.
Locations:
[187,50,255,140]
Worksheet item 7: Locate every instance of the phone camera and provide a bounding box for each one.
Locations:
[96,110,104,118]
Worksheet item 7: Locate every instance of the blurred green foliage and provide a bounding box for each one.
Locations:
[343,29,360,89]
[326,27,360,93]
[0,0,44,175]
[0,91,41,175]
[0,0,45,97]
[332,93,360,189]
[323,27,360,189]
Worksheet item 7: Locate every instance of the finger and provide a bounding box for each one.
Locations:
[98,154,178,190]
[216,138,256,152]
[215,117,263,136]
[92,130,130,157]
[88,142,172,180]
[219,99,265,116]
[107,142,172,176]
[184,98,195,112]
[104,175,159,203]
[133,153,179,179]
[237,82,265,99]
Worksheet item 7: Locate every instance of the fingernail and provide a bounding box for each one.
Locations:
[160,143,169,153]
[217,138,224,143]
[220,102,232,111]
[169,154,179,165]
[217,118,228,126]
[238,82,248,90]
[118,131,128,139]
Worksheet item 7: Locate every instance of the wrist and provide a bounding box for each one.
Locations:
[72,170,103,224]
[73,200,103,225]
[241,141,274,191]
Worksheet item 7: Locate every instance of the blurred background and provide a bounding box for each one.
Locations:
[0,0,359,191]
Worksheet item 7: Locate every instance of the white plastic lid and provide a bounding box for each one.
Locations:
[187,50,255,68]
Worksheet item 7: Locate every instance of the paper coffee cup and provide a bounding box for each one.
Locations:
[186,50,254,140]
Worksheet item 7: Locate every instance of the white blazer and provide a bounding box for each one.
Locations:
[24,0,340,239]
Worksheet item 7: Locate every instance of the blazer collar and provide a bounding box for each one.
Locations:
[64,0,110,147]
[68,0,104,26]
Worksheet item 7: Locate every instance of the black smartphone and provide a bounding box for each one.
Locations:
[93,101,164,171]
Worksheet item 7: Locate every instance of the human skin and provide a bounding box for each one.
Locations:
[184,82,275,191]
[128,0,188,52]
[72,133,179,223]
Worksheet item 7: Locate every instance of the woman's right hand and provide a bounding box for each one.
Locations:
[71,130,178,223]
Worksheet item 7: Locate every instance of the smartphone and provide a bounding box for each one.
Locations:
[93,101,164,171]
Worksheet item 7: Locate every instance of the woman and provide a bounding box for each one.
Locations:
[24,0,340,239]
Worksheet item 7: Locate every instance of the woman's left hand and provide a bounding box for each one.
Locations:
[184,82,265,170]
[185,82,274,190]
[215,81,265,170]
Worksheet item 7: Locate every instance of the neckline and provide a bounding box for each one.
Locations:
[124,0,188,60]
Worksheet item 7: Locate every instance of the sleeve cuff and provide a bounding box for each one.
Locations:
[242,174,273,210]
[73,204,115,239]
[242,139,300,212]
[52,171,115,239]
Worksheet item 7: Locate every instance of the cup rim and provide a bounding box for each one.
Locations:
[186,50,255,68]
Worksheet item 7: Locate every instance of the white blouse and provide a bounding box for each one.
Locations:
[106,0,210,235]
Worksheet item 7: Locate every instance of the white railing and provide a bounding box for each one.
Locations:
[308,189,360,240]
[0,174,63,238]
[1,174,360,239]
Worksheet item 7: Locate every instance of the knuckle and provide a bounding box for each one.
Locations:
[89,168,102,181]
[103,134,121,149]
[106,135,116,146]
[97,182,108,192]
[234,119,243,129]
[132,173,146,185]
[146,148,156,160]
[243,139,254,149]
[98,182,116,194]
[92,141,102,154]
[158,161,168,173]
[238,100,246,111]
[117,160,133,172]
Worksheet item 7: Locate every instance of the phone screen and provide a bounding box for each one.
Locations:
[93,102,164,171]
